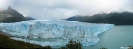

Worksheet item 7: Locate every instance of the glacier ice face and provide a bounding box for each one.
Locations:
[0,20,114,46]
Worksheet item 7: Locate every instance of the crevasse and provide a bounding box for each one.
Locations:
[0,20,114,46]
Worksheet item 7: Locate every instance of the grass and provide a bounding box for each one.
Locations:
[0,31,51,49]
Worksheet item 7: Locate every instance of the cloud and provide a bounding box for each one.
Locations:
[0,0,133,20]
[0,0,13,8]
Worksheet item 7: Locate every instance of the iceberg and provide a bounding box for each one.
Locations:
[0,20,114,46]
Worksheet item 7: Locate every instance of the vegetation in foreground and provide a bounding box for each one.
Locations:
[0,32,51,49]
[60,40,108,49]
[60,40,82,49]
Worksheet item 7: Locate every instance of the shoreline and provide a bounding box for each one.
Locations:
[0,31,10,36]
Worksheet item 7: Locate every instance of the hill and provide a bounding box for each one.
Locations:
[0,6,26,23]
[66,11,133,25]
[25,16,36,20]
[0,31,51,49]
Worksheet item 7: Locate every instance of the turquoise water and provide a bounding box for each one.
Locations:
[84,26,133,49]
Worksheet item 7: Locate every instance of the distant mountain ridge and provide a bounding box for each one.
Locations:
[25,16,36,20]
[66,11,133,25]
[0,7,36,23]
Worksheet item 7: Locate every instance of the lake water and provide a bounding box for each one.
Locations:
[83,25,133,49]
[12,25,133,49]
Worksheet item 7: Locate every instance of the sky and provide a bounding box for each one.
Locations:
[0,0,133,20]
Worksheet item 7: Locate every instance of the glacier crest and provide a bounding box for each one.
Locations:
[0,20,114,46]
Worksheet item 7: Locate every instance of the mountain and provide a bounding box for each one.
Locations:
[66,11,133,25]
[25,16,36,20]
[0,6,26,23]
[66,15,90,21]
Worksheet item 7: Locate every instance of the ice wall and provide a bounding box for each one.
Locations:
[0,20,114,46]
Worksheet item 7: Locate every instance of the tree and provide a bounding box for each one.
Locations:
[127,46,133,49]
[98,47,107,49]
[61,40,83,49]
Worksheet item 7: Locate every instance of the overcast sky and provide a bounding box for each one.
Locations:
[0,0,133,20]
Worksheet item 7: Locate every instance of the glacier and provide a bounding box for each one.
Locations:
[0,20,114,46]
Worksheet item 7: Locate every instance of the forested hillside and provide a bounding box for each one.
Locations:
[66,11,133,25]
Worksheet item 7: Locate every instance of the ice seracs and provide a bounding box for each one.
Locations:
[0,20,114,46]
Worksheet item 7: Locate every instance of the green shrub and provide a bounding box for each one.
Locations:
[98,47,107,49]
[60,40,83,49]
[0,31,51,49]
[127,46,133,49]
